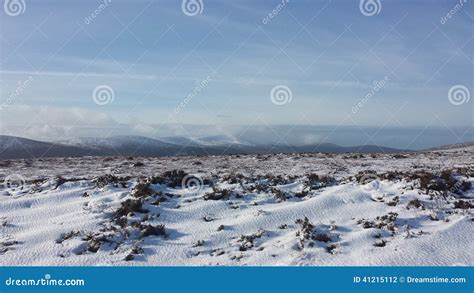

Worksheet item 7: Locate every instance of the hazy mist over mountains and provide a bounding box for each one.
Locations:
[2,124,472,150]
[1,124,473,159]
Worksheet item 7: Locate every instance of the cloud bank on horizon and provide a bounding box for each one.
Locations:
[0,0,472,146]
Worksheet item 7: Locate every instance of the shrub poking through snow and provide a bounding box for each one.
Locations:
[407,199,423,210]
[355,170,378,184]
[222,173,245,184]
[125,245,144,261]
[0,237,18,255]
[313,233,332,243]
[293,190,309,198]
[453,200,473,209]
[193,240,205,247]
[203,215,215,222]
[409,170,470,196]
[80,233,112,253]
[54,176,68,189]
[374,240,387,247]
[94,174,128,188]
[113,199,147,222]
[326,244,338,254]
[295,217,337,249]
[87,238,102,253]
[375,213,398,231]
[211,249,225,257]
[295,217,314,246]
[132,182,154,198]
[404,225,414,239]
[62,205,167,257]
[266,174,294,186]
[272,188,288,202]
[358,212,398,233]
[251,182,270,193]
[381,171,405,181]
[56,231,80,244]
[461,181,472,192]
[238,230,265,251]
[392,154,408,159]
[204,188,230,201]
[151,170,187,187]
[139,224,166,238]
[151,193,169,206]
[430,211,440,221]
[387,196,399,206]
[305,174,336,190]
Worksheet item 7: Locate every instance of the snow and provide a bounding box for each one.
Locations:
[191,135,252,146]
[56,135,176,149]
[0,146,472,266]
[157,134,251,147]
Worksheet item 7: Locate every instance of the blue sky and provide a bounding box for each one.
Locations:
[0,0,472,146]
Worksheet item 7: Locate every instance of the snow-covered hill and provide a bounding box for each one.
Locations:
[0,135,417,159]
[192,135,253,146]
[0,146,472,266]
[58,136,176,149]
[159,134,251,147]
[0,135,93,159]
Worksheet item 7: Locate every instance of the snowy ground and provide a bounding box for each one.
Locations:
[0,146,473,266]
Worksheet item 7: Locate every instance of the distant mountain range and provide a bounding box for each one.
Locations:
[425,141,474,151]
[0,134,425,160]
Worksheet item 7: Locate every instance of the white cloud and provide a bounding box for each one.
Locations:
[0,105,121,140]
